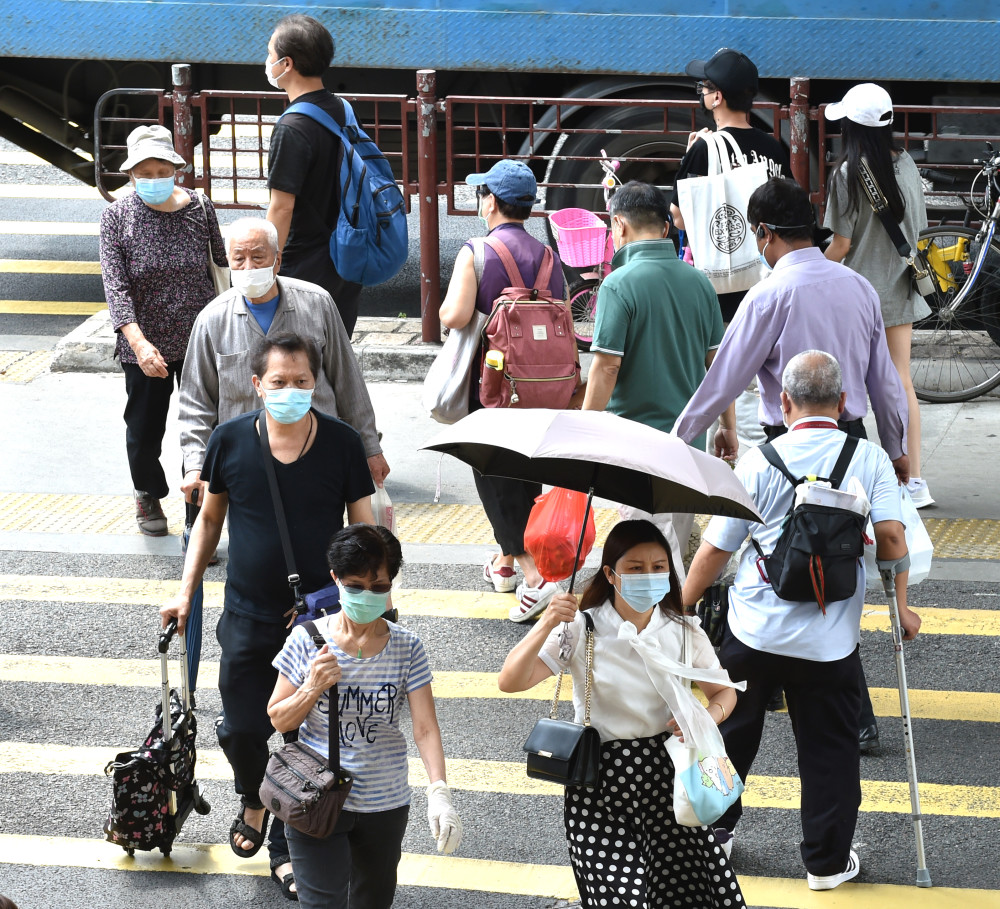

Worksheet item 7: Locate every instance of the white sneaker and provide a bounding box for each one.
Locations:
[483,556,517,593]
[906,478,935,509]
[509,581,559,623]
[807,849,860,891]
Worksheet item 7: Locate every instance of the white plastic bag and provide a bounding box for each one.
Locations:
[372,484,395,534]
[676,131,769,295]
[864,486,933,588]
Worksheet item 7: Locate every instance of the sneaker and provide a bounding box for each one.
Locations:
[906,477,935,509]
[134,490,168,536]
[807,849,860,891]
[509,581,559,623]
[713,827,734,859]
[483,555,517,593]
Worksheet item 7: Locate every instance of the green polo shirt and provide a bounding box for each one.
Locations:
[591,239,723,445]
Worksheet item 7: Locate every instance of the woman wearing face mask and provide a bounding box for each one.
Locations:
[499,520,745,909]
[267,523,462,909]
[99,124,228,535]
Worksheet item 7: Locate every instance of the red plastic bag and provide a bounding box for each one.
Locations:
[524,488,596,583]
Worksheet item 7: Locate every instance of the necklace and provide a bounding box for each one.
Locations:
[297,413,314,460]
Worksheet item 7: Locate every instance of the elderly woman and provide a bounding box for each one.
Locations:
[267,523,462,906]
[99,124,227,535]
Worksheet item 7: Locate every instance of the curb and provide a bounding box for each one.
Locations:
[50,311,442,383]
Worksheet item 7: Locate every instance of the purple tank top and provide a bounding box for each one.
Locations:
[466,222,564,313]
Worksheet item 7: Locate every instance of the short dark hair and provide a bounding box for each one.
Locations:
[608,180,669,233]
[327,523,403,581]
[747,178,815,242]
[579,520,684,618]
[272,15,334,77]
[721,87,755,114]
[250,331,321,380]
[480,185,533,222]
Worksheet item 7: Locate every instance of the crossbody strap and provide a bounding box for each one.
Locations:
[549,611,595,725]
[259,415,305,620]
[302,620,340,769]
[856,158,912,258]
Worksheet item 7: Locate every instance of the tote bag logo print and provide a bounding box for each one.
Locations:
[710,203,746,253]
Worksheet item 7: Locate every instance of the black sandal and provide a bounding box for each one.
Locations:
[270,854,298,902]
[228,799,269,858]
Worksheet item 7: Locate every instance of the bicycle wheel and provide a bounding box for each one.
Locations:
[911,225,1000,403]
[568,278,601,351]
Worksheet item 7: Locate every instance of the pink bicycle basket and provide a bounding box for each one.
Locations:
[548,208,608,268]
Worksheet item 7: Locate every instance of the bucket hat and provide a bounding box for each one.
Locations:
[119,125,186,172]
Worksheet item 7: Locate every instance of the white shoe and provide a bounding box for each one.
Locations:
[483,555,517,593]
[906,477,935,509]
[509,581,559,623]
[807,849,860,891]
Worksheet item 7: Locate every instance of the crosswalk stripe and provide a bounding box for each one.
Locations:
[0,220,100,236]
[0,259,101,274]
[0,833,994,907]
[1,575,998,636]
[1,742,998,818]
[0,300,106,315]
[0,652,996,723]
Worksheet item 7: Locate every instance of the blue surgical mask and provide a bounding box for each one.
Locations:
[262,387,313,424]
[758,241,773,273]
[613,570,671,613]
[476,196,489,230]
[134,175,174,205]
[339,584,390,625]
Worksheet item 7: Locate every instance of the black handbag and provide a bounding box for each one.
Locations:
[696,583,729,647]
[259,621,353,838]
[523,612,600,789]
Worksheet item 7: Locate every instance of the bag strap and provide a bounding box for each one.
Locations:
[281,99,355,141]
[712,130,749,173]
[259,415,305,621]
[482,235,527,288]
[856,158,912,258]
[470,237,486,285]
[302,620,340,770]
[829,435,860,490]
[549,611,595,725]
[759,441,799,488]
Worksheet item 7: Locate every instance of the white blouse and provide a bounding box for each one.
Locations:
[538,601,721,743]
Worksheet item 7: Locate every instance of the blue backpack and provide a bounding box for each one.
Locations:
[280,99,408,286]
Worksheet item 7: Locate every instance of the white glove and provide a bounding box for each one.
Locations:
[426,780,463,854]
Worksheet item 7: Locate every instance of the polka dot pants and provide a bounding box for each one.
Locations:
[564,733,745,908]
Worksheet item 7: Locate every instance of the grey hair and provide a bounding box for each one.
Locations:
[225,217,279,254]
[782,350,843,407]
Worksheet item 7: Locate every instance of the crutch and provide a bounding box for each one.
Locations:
[878,560,932,887]
[181,489,204,697]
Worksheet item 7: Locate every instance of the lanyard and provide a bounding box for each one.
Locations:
[790,420,839,431]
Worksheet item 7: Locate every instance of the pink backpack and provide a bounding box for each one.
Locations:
[477,236,579,409]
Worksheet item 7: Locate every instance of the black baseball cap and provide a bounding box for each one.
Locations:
[686,48,759,96]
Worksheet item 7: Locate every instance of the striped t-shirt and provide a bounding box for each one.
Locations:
[273,618,433,813]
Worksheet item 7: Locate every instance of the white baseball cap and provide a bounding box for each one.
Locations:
[119,124,186,172]
[825,83,893,128]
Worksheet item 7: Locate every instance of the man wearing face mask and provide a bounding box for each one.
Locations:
[164,332,376,899]
[264,14,364,336]
[582,180,723,580]
[179,217,388,508]
[674,178,909,484]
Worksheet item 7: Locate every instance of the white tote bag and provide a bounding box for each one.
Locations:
[421,310,488,424]
[863,486,934,588]
[676,131,769,295]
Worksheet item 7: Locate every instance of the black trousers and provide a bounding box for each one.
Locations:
[716,630,862,876]
[121,361,183,499]
[473,470,542,557]
[281,245,363,338]
[215,609,291,861]
[760,417,876,728]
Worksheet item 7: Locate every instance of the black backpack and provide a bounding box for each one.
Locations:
[751,437,866,613]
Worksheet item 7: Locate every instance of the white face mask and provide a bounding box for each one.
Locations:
[232,264,275,299]
[265,56,288,89]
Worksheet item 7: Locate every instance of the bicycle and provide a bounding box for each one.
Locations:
[548,150,621,351]
[912,143,1000,403]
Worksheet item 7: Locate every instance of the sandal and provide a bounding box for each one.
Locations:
[229,799,269,858]
[270,854,299,902]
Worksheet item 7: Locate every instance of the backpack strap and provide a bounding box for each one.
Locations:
[828,436,860,490]
[280,99,352,139]
[483,235,527,288]
[759,442,799,488]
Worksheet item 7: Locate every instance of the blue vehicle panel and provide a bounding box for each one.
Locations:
[3,0,997,83]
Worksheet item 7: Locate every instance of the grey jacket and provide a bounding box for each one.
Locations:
[179,276,380,473]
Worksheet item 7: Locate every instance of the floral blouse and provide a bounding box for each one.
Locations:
[99,188,228,364]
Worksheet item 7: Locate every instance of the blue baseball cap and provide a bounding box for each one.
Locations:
[466,160,540,206]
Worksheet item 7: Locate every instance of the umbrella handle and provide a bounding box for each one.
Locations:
[567,487,595,596]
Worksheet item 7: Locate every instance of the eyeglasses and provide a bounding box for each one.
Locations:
[695,81,715,95]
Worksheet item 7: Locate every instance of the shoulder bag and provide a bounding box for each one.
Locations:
[523,611,600,788]
[195,192,231,296]
[855,158,935,297]
[259,620,353,838]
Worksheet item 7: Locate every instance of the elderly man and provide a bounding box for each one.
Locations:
[179,216,388,506]
[682,350,920,889]
[166,332,376,901]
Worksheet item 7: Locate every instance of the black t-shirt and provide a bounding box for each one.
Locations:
[671,127,793,321]
[202,409,375,623]
[268,89,346,262]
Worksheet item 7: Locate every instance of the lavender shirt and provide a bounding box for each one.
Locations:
[674,247,908,460]
[99,189,228,364]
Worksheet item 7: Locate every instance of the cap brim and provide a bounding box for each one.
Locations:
[824,101,846,121]
[685,59,708,80]
[119,151,186,173]
[465,172,489,186]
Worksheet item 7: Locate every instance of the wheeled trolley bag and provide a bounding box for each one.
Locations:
[103,618,210,856]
